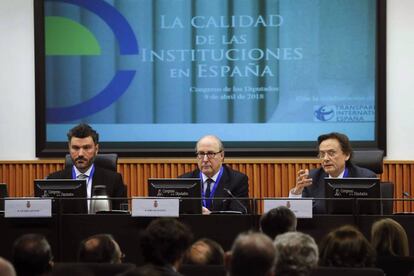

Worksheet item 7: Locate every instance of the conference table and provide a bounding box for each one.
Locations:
[1,213,414,264]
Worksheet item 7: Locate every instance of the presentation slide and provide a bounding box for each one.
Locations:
[38,0,379,154]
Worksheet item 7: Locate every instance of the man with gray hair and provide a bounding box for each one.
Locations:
[273,232,318,276]
[225,231,275,276]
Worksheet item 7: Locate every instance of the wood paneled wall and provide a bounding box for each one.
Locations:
[1,159,414,212]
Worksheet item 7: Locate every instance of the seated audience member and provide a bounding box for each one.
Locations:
[52,265,94,276]
[319,225,376,268]
[184,238,224,265]
[290,132,377,213]
[225,232,275,276]
[77,234,123,263]
[139,218,193,276]
[260,206,297,240]
[180,135,249,214]
[371,218,409,257]
[12,234,54,276]
[118,264,162,276]
[273,232,318,276]
[0,257,16,276]
[47,123,126,211]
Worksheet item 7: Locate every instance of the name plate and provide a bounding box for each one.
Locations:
[5,198,52,218]
[263,198,313,218]
[131,197,179,217]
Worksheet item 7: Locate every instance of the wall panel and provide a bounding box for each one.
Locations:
[1,159,413,212]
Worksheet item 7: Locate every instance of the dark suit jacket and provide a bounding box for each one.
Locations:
[179,165,249,213]
[120,264,183,276]
[303,163,377,213]
[47,165,126,210]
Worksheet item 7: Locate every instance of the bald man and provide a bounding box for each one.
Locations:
[78,234,123,264]
[180,135,249,214]
[0,257,16,276]
[225,232,275,276]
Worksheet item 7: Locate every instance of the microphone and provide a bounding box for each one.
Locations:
[223,188,248,214]
[396,192,414,215]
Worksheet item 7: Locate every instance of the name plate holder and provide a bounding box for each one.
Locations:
[263,198,313,218]
[5,198,52,218]
[131,197,179,217]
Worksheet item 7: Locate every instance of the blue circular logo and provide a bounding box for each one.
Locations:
[46,0,139,122]
[314,105,335,121]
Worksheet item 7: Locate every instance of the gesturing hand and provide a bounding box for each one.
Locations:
[292,169,312,195]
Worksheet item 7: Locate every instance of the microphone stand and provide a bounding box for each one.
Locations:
[223,188,248,214]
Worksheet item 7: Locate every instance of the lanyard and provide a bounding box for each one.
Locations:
[343,167,349,177]
[200,166,223,208]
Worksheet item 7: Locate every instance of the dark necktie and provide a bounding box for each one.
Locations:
[205,178,213,208]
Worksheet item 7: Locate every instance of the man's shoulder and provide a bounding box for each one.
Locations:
[179,169,199,178]
[94,166,122,178]
[223,165,248,180]
[47,167,71,179]
[223,165,248,183]
[349,164,377,177]
[309,167,325,179]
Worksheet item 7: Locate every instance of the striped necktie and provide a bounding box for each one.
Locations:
[77,174,88,180]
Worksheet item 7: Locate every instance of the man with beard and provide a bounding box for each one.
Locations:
[48,123,126,211]
[290,132,376,213]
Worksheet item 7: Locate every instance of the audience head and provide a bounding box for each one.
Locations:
[78,234,123,264]
[12,233,53,276]
[317,132,352,177]
[185,238,224,265]
[371,218,409,257]
[319,225,375,268]
[260,206,297,240]
[195,135,225,178]
[226,231,275,276]
[140,218,193,269]
[273,232,318,276]
[0,257,16,276]
[67,123,99,173]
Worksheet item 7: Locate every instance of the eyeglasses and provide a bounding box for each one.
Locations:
[317,150,338,159]
[196,151,222,159]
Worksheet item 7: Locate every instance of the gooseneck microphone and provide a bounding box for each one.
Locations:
[223,188,248,214]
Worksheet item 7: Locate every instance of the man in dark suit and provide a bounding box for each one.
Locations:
[139,218,193,276]
[290,132,376,213]
[180,135,249,214]
[225,232,275,276]
[12,234,54,276]
[48,123,126,211]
